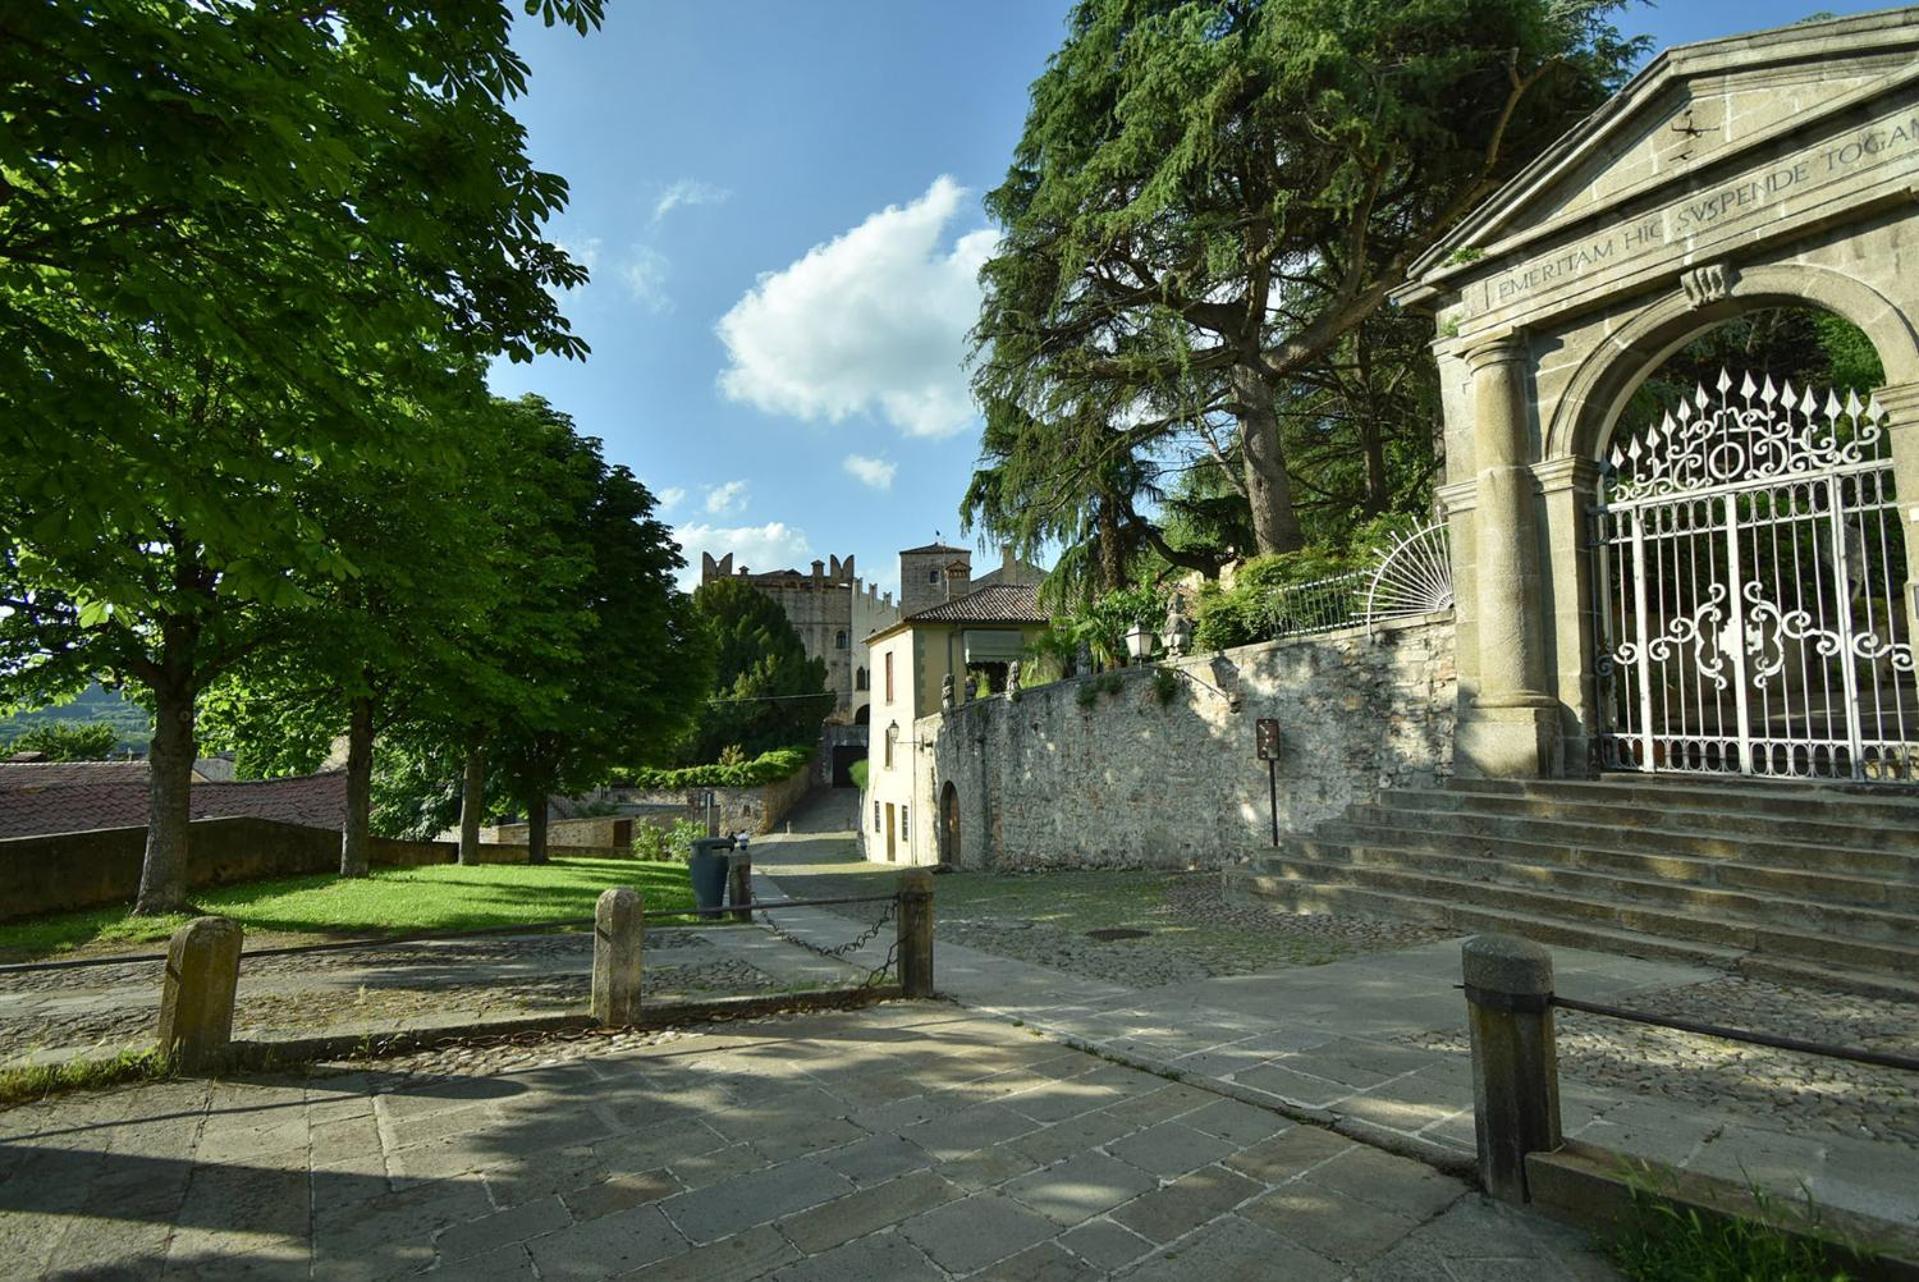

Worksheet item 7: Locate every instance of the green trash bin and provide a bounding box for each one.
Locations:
[688,836,736,916]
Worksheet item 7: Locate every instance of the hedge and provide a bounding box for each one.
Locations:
[625,745,813,789]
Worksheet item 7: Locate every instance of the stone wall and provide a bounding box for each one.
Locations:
[0,819,629,919]
[919,614,1455,870]
[489,816,636,848]
[623,759,816,837]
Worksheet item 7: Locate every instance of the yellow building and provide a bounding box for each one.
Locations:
[861,580,1046,864]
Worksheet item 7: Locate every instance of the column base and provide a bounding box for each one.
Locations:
[1457,702,1562,780]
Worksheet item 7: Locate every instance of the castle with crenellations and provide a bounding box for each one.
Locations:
[699,552,899,724]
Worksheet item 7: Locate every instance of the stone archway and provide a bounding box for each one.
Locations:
[1397,10,1919,780]
[938,781,961,868]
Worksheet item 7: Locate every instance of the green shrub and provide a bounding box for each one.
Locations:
[626,745,812,789]
[849,758,869,791]
[630,817,707,863]
[1076,681,1100,710]
[1609,1187,1851,1282]
[1191,546,1367,651]
[1152,666,1178,706]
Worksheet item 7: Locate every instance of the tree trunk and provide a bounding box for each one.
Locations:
[1356,325,1389,516]
[458,737,486,866]
[135,675,196,915]
[1233,363,1304,554]
[339,693,374,877]
[527,794,549,866]
[1095,497,1126,594]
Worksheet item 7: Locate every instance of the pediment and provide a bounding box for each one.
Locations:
[1402,8,1919,318]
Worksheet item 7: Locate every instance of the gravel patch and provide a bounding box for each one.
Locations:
[1396,975,1919,1148]
[924,872,1446,991]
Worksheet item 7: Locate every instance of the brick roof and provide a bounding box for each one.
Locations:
[0,769,348,840]
[903,583,1049,625]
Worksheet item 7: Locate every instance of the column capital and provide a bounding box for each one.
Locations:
[1464,330,1530,373]
[1873,380,1919,420]
[1531,456,1601,494]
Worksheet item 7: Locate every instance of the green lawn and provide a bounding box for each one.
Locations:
[0,857,695,960]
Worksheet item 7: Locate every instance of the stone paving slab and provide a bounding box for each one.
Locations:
[749,855,1919,1229]
[0,1003,1616,1279]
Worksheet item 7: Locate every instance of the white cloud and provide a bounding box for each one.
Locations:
[620,247,672,312]
[653,179,732,224]
[654,485,686,513]
[703,480,749,515]
[715,175,995,439]
[671,521,810,591]
[842,454,897,491]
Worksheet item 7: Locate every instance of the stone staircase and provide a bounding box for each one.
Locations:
[1237,776,1919,1000]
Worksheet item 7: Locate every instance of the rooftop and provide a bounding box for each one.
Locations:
[898,541,970,556]
[903,582,1049,626]
[0,768,348,841]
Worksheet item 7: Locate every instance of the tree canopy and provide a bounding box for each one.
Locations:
[968,0,1643,577]
[0,0,606,911]
[682,579,833,765]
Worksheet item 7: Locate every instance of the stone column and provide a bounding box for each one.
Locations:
[157,916,243,1073]
[1462,934,1561,1203]
[1460,333,1559,777]
[1535,457,1603,777]
[1877,382,1919,671]
[592,887,644,1026]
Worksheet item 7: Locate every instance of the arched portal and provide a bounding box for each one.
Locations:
[1586,307,1913,781]
[938,781,961,868]
[1397,11,1919,783]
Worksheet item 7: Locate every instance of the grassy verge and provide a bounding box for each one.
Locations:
[1610,1188,1854,1282]
[0,1048,176,1108]
[0,857,696,960]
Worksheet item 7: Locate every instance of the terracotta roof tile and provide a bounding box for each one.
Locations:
[904,583,1049,625]
[0,769,348,840]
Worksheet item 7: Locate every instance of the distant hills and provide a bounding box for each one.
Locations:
[0,684,151,754]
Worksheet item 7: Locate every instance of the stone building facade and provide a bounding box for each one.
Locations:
[700,552,899,723]
[906,615,1456,870]
[1396,10,1919,783]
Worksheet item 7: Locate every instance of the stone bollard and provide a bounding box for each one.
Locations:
[1462,934,1562,1203]
[896,869,935,998]
[592,887,644,1027]
[157,916,243,1073]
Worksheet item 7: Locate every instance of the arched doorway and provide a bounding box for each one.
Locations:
[938,781,961,868]
[1589,307,1914,781]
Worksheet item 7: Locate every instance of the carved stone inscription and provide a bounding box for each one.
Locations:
[1469,108,1919,319]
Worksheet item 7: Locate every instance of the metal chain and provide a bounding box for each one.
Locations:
[755,894,900,988]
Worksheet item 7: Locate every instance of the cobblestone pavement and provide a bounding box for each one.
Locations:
[750,793,1919,1236]
[0,928,835,1067]
[0,1003,1619,1280]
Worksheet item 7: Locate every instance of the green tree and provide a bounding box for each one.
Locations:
[971,0,1640,557]
[683,579,832,765]
[2,720,119,760]
[489,427,712,864]
[0,2,601,913]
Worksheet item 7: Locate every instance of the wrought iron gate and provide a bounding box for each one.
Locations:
[1594,372,1917,782]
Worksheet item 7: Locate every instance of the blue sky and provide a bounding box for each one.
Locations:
[488,0,1892,595]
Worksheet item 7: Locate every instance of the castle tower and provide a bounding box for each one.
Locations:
[898,541,972,616]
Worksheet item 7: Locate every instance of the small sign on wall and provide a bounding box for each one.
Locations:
[1255,718,1281,761]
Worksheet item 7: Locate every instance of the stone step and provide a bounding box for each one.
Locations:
[1235,873,1919,1004]
[1448,775,1919,826]
[1376,786,1919,856]
[1286,826,1919,915]
[1244,853,1919,976]
[1326,806,1919,880]
[1255,836,1919,941]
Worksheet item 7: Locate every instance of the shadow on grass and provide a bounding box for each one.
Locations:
[0,859,699,961]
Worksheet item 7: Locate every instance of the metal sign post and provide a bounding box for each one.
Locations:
[1255,718,1280,847]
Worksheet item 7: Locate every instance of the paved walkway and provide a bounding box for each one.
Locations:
[749,799,1919,1234]
[0,1002,1614,1280]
